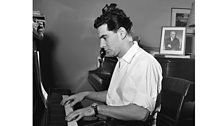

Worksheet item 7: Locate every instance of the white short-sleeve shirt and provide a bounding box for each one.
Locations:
[106,41,162,112]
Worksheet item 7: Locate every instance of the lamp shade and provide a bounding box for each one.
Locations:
[187,2,195,27]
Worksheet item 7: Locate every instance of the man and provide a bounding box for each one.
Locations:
[164,31,181,50]
[61,3,162,124]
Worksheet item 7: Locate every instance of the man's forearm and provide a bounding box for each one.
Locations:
[84,90,107,103]
[97,104,149,121]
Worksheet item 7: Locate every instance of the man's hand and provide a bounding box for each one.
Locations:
[65,106,95,122]
[60,92,88,107]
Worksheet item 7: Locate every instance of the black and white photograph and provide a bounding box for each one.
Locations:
[171,8,191,27]
[30,1,196,126]
[160,27,186,55]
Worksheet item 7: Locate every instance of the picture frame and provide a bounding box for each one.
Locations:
[171,8,191,27]
[159,27,186,55]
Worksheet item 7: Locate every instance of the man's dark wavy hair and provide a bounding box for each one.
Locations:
[94,3,133,34]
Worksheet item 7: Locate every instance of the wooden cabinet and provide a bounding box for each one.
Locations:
[155,57,195,126]
[155,57,195,82]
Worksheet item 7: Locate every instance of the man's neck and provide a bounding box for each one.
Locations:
[117,40,134,58]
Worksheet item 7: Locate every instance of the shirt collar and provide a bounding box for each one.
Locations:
[119,41,139,64]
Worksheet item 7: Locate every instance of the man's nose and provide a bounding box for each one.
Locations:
[100,39,106,48]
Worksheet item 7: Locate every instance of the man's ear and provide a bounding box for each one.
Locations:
[118,27,127,40]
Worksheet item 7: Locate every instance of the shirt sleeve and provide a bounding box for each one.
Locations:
[131,59,162,112]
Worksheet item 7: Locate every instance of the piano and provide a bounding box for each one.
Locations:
[33,29,79,126]
[33,32,104,126]
[33,16,106,126]
[33,11,80,126]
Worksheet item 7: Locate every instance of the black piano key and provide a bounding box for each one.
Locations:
[48,104,64,110]
[49,110,65,115]
[48,97,62,104]
[49,114,66,121]
[49,97,62,102]
[48,120,67,126]
[49,109,65,114]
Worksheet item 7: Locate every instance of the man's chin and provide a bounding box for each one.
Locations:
[105,55,112,57]
[105,53,114,57]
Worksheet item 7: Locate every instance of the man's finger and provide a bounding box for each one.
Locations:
[70,100,78,107]
[66,111,78,121]
[60,96,73,105]
[74,114,83,122]
[60,98,68,105]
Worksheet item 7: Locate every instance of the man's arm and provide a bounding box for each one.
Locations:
[65,102,149,122]
[85,90,108,103]
[61,90,107,106]
[97,103,149,121]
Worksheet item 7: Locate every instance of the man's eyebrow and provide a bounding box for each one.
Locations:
[99,35,107,39]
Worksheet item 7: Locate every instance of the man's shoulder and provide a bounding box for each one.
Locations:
[135,48,158,63]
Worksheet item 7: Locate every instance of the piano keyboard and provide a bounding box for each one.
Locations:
[62,95,78,126]
[47,91,106,126]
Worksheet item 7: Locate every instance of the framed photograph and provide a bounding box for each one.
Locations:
[171,8,191,27]
[159,27,186,55]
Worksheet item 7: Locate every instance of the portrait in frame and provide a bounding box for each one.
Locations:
[159,27,186,55]
[171,8,191,27]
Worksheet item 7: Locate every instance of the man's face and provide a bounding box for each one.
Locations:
[170,31,176,39]
[97,24,120,57]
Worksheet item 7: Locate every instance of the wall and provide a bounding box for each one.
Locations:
[33,0,194,93]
